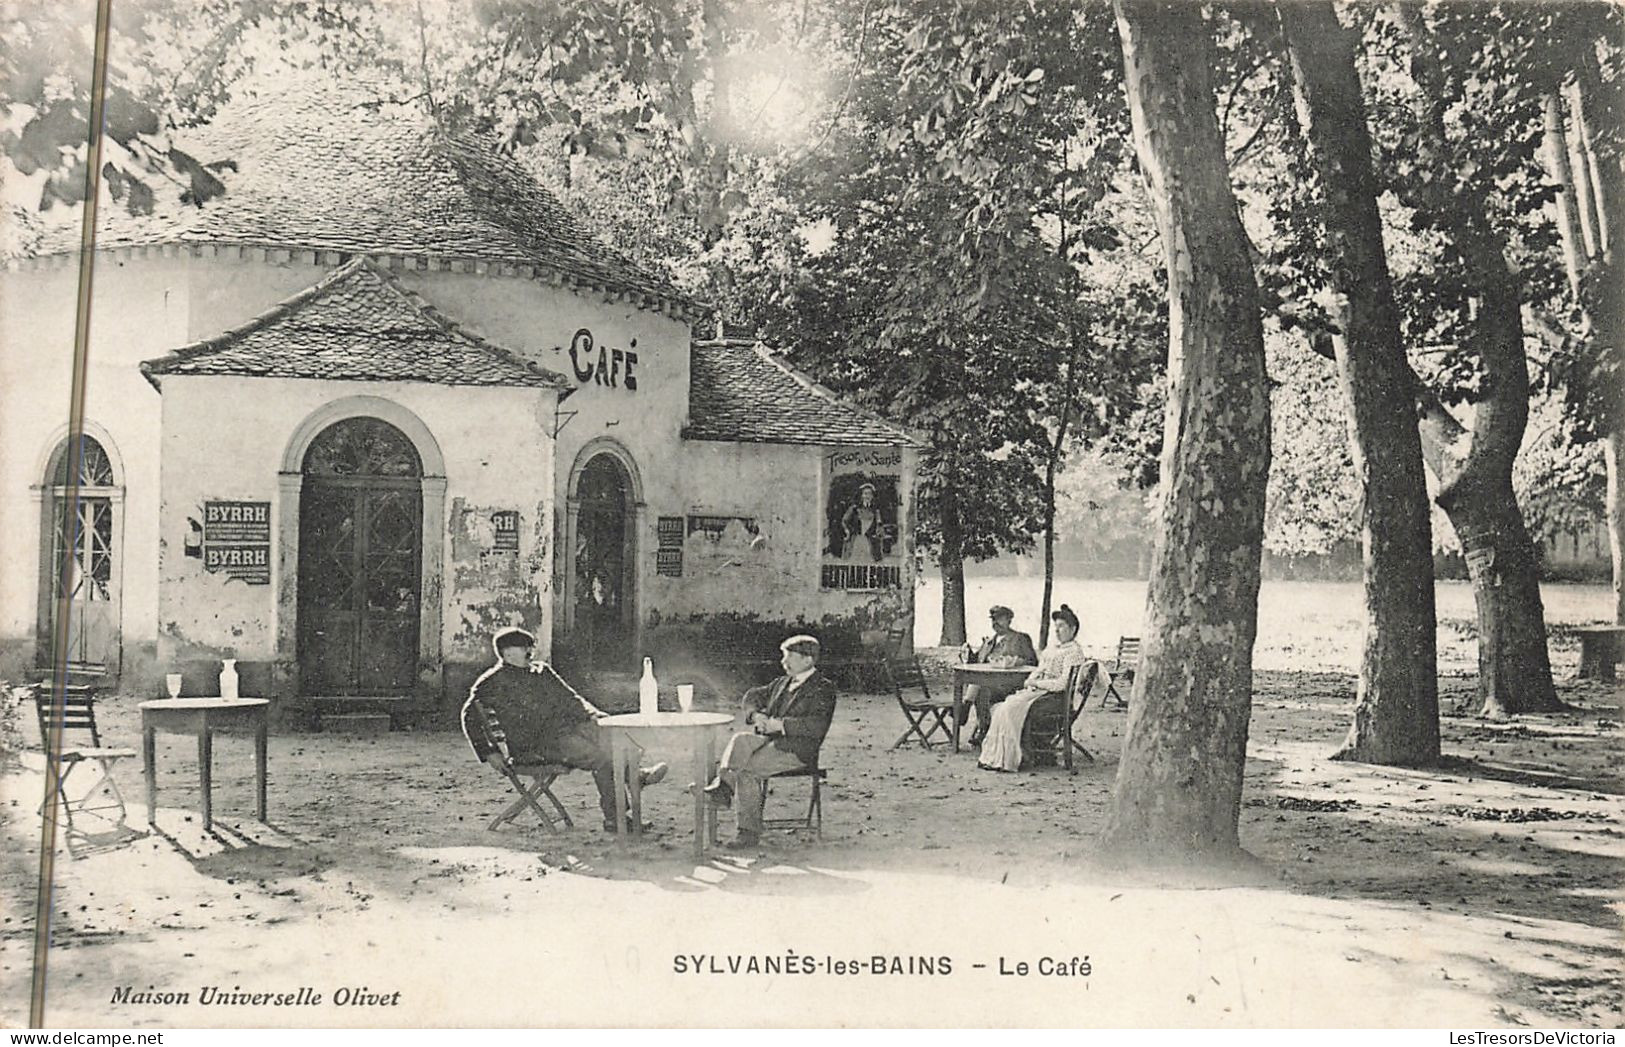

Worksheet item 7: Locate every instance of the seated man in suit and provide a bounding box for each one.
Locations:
[964,605,1040,746]
[702,634,837,849]
[462,627,667,832]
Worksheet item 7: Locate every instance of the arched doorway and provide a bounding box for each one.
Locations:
[574,453,635,670]
[37,433,123,675]
[297,417,423,695]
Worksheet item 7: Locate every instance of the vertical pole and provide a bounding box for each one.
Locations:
[32,0,113,1028]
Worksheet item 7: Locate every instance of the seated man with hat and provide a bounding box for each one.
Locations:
[964,605,1039,746]
[702,634,837,849]
[462,627,667,832]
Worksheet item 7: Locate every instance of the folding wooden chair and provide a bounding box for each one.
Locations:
[472,699,574,833]
[33,681,139,833]
[763,763,826,838]
[1023,662,1101,772]
[884,628,955,749]
[1103,636,1140,709]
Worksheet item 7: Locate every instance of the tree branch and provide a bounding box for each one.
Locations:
[794,0,871,164]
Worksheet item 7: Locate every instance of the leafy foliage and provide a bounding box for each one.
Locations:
[761,0,1160,569]
[0,0,371,219]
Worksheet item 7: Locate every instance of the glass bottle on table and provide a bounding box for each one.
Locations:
[639,657,658,716]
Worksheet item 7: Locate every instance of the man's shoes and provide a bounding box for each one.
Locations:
[968,730,986,747]
[603,817,654,833]
[639,762,669,787]
[702,779,733,808]
[725,832,760,851]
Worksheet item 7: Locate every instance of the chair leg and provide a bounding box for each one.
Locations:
[894,708,954,750]
[42,760,135,833]
[490,795,530,831]
[39,762,74,824]
[493,774,559,832]
[542,786,573,828]
[891,709,932,749]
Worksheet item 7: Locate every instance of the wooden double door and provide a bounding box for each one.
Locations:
[298,419,423,696]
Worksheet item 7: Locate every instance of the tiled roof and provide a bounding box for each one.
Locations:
[28,78,694,312]
[140,258,570,390]
[683,340,923,448]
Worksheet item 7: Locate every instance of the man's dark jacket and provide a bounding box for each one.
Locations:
[461,663,593,763]
[743,670,838,766]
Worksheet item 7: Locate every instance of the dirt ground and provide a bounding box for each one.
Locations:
[1,656,1620,1029]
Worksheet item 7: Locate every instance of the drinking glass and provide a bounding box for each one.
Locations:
[676,684,695,713]
[165,673,183,699]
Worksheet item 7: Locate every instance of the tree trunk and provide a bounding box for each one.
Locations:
[1573,57,1625,623]
[1039,480,1055,650]
[1609,427,1625,623]
[1452,484,1563,718]
[1398,3,1560,717]
[1543,90,1587,300]
[1566,80,1605,260]
[1040,150,1082,653]
[1278,1,1440,765]
[1040,331,1082,652]
[938,484,968,647]
[1416,384,1563,716]
[698,0,733,252]
[1102,0,1271,865]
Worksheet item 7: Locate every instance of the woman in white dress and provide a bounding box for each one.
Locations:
[976,605,1088,772]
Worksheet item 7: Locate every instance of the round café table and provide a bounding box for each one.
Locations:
[599,711,734,858]
[951,664,1035,752]
[139,698,269,830]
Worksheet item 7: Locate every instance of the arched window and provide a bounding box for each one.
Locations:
[38,432,123,673]
[51,435,116,487]
[302,417,422,478]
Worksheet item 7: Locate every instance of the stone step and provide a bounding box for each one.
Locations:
[319,712,394,735]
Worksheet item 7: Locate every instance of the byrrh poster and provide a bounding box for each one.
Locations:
[2,0,1619,1034]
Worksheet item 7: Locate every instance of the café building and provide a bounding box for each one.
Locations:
[0,80,921,714]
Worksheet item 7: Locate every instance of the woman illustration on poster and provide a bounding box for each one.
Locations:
[840,483,884,561]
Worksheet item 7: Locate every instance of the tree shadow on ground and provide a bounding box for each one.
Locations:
[148,818,335,881]
[1436,752,1622,796]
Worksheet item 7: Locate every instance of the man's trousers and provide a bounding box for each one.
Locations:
[717,732,807,834]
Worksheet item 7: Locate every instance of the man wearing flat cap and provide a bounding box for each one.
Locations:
[964,606,1039,746]
[702,634,837,848]
[462,627,667,832]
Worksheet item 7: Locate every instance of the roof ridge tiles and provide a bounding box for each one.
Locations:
[749,342,924,447]
[370,262,571,390]
[138,258,370,381]
[682,339,926,449]
[139,257,571,391]
[14,78,708,317]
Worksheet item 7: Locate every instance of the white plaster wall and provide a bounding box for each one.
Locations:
[646,441,920,634]
[156,374,556,691]
[396,268,692,470]
[0,254,186,681]
[185,248,344,341]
